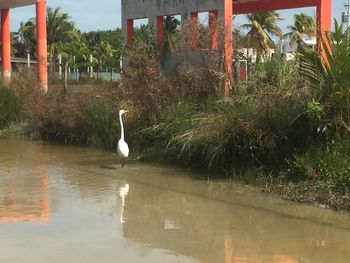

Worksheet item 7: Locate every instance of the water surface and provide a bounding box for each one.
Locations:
[1,138,350,263]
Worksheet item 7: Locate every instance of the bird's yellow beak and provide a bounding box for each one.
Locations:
[124,110,129,113]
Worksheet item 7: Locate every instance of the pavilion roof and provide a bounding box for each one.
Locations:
[0,0,36,9]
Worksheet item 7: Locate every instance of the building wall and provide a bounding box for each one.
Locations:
[121,0,224,41]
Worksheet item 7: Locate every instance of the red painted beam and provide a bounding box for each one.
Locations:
[156,16,164,52]
[209,10,219,50]
[190,12,199,50]
[1,9,11,84]
[317,0,332,56]
[36,0,48,92]
[234,0,319,15]
[224,0,233,96]
[126,19,134,47]
[127,19,134,46]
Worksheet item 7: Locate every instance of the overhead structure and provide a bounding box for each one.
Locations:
[122,0,332,96]
[0,0,48,91]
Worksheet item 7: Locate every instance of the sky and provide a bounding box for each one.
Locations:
[10,0,346,33]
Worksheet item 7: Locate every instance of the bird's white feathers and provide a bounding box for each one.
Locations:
[117,110,129,167]
[117,139,129,158]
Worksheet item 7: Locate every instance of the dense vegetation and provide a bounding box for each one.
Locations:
[2,8,350,211]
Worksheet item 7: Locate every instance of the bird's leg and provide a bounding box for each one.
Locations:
[121,157,127,168]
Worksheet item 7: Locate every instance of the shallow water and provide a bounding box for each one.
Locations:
[0,137,350,263]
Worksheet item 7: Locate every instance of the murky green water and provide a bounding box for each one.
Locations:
[1,137,350,263]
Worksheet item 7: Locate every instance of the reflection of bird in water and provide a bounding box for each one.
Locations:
[119,183,129,223]
[117,110,129,168]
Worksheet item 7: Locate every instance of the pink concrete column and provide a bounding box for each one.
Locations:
[1,9,11,84]
[156,16,164,53]
[127,19,134,46]
[36,0,48,92]
[316,0,332,56]
[221,0,233,96]
[209,10,219,50]
[190,12,198,50]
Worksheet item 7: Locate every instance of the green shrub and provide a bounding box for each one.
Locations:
[144,84,313,174]
[85,97,119,148]
[0,86,22,128]
[27,93,89,144]
[289,140,350,189]
[121,43,170,125]
[251,57,302,91]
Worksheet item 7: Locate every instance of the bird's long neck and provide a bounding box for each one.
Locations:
[119,113,125,141]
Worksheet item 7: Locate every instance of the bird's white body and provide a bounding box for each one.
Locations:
[117,110,129,167]
[117,139,129,158]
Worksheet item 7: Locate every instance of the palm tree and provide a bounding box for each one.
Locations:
[93,41,115,79]
[284,13,315,50]
[163,16,180,52]
[18,21,36,57]
[300,20,350,133]
[133,24,155,45]
[46,7,78,59]
[330,18,349,44]
[56,40,91,80]
[20,7,78,67]
[241,12,282,63]
[10,33,21,57]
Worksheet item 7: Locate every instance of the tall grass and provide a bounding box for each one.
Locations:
[0,86,22,128]
[290,139,350,190]
[85,97,120,148]
[144,83,313,175]
[251,57,303,90]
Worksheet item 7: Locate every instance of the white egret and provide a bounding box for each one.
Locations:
[117,110,129,168]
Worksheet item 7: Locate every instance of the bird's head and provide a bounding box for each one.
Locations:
[119,110,129,116]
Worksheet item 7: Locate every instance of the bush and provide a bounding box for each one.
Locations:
[290,139,350,190]
[0,85,22,128]
[144,83,313,174]
[28,93,89,143]
[121,43,171,125]
[251,57,303,91]
[85,96,119,148]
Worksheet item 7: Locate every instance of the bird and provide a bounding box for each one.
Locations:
[117,110,129,168]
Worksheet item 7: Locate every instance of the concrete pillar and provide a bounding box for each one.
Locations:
[209,10,219,50]
[89,54,93,78]
[150,16,164,52]
[219,0,233,96]
[316,0,332,55]
[27,53,31,68]
[181,10,188,26]
[156,16,164,52]
[190,12,199,50]
[1,9,11,85]
[73,55,76,74]
[58,53,62,80]
[36,0,48,92]
[127,19,134,46]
